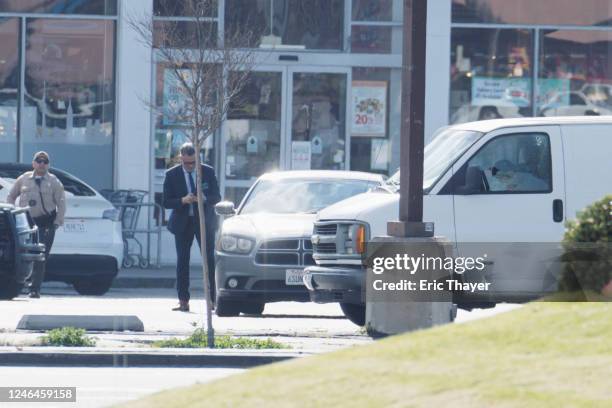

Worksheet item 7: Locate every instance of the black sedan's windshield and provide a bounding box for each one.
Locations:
[240,178,376,215]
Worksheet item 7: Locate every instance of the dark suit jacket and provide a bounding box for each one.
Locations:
[162,164,221,236]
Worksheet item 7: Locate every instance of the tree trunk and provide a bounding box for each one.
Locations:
[194,139,215,348]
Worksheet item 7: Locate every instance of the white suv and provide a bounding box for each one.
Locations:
[0,163,123,295]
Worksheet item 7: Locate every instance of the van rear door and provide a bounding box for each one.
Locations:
[447,125,565,301]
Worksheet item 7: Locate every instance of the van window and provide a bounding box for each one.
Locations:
[453,133,552,194]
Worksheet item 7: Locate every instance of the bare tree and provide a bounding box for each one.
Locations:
[130,0,260,348]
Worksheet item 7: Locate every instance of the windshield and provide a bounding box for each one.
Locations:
[386,128,482,192]
[240,178,376,215]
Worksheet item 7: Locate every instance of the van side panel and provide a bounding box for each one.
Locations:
[560,124,612,219]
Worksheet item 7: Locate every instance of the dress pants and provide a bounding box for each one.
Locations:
[29,224,56,292]
[175,216,216,303]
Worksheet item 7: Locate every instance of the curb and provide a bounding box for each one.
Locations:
[0,349,307,368]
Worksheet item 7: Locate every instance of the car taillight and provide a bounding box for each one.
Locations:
[103,208,121,221]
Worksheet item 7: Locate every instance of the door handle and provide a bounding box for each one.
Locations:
[553,199,564,223]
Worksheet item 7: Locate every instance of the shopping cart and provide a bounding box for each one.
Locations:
[103,189,150,268]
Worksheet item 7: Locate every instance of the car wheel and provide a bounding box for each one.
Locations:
[340,302,366,326]
[241,302,265,315]
[215,298,241,317]
[0,277,23,300]
[73,277,114,296]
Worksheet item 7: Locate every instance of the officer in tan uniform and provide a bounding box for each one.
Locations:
[7,151,66,298]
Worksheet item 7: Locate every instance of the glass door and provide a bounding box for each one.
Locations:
[287,67,350,171]
[222,66,286,204]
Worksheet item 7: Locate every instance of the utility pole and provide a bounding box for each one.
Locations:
[366,0,453,337]
[387,0,433,238]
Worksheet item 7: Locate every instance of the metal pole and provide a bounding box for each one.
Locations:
[387,0,432,238]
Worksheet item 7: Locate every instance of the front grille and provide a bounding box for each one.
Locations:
[303,253,315,266]
[315,243,336,253]
[314,224,337,235]
[255,239,312,266]
[259,240,299,250]
[255,253,299,265]
[251,280,306,291]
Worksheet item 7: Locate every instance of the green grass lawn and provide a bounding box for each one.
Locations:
[122,303,612,408]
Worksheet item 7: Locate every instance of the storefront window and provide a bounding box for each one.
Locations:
[538,30,612,116]
[154,63,216,172]
[452,0,612,26]
[351,0,402,54]
[153,21,218,49]
[350,67,399,175]
[154,0,217,17]
[450,28,534,124]
[22,19,115,190]
[0,18,19,162]
[225,0,344,50]
[0,0,116,15]
[352,0,393,21]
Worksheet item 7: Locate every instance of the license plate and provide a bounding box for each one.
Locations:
[63,222,86,233]
[285,269,305,286]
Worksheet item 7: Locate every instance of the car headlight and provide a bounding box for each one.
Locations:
[220,235,254,254]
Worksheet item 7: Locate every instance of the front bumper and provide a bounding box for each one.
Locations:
[303,265,365,304]
[215,250,310,303]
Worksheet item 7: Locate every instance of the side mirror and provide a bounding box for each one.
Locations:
[215,201,236,216]
[455,166,485,195]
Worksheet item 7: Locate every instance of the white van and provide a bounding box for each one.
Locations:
[304,116,612,324]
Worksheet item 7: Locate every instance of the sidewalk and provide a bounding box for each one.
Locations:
[113,265,204,289]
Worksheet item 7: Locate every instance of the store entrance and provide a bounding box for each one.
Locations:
[223,65,350,204]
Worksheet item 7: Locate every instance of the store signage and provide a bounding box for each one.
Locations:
[351,81,387,137]
[472,77,571,108]
[472,77,531,107]
[291,141,311,170]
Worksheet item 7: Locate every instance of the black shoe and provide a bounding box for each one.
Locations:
[172,301,189,312]
[29,291,40,299]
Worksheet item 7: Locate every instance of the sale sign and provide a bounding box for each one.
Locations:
[351,81,387,137]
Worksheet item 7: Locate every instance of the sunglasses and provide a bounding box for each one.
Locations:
[183,160,196,165]
[35,159,49,164]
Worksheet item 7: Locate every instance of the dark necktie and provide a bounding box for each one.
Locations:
[188,171,196,194]
[188,171,197,216]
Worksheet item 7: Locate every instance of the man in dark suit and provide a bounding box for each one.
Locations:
[163,143,221,312]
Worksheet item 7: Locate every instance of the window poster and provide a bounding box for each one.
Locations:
[291,141,311,170]
[351,81,387,137]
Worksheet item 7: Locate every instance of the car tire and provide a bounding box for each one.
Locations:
[340,302,366,326]
[241,302,265,315]
[215,298,241,317]
[73,277,114,296]
[0,277,23,300]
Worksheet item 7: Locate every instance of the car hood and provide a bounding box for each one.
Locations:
[317,191,399,221]
[220,213,317,240]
